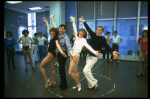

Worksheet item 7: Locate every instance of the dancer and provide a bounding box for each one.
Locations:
[137,30,148,76]
[39,20,67,88]
[17,30,35,71]
[4,31,16,70]
[110,31,122,62]
[102,31,113,63]
[69,16,99,92]
[79,16,118,91]
[43,15,72,90]
[31,33,39,66]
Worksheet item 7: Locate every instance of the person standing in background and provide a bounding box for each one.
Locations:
[102,31,113,63]
[43,35,48,54]
[17,30,35,71]
[137,30,148,76]
[110,31,122,62]
[31,33,39,67]
[4,31,16,70]
[37,32,48,62]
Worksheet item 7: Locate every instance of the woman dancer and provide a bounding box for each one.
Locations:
[44,15,72,90]
[17,30,35,71]
[137,30,148,76]
[4,31,16,70]
[68,16,99,91]
[40,19,67,88]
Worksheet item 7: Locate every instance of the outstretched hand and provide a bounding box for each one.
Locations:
[43,18,48,23]
[78,16,85,22]
[50,15,55,19]
[72,55,79,63]
[95,51,100,58]
[112,51,119,59]
[70,16,75,22]
[61,52,67,58]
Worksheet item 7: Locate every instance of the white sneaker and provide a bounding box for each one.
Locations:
[94,83,98,91]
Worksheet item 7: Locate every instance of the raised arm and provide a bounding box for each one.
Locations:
[70,16,78,39]
[78,16,95,37]
[50,15,57,28]
[43,18,51,32]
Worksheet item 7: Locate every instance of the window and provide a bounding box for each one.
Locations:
[28,13,36,37]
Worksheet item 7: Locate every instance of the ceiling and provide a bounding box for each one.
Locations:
[4,1,50,13]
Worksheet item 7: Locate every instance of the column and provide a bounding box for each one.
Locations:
[49,1,65,28]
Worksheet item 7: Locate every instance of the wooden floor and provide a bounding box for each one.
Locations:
[3,53,148,98]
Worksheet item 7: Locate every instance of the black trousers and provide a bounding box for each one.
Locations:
[57,51,68,89]
[112,43,119,60]
[112,43,118,52]
[102,50,113,60]
[6,48,15,68]
[80,50,87,59]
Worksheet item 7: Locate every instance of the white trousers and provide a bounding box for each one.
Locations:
[83,54,98,88]
[31,44,38,62]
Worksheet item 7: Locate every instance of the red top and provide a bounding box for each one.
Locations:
[138,37,148,52]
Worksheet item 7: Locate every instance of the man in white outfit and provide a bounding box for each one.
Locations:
[79,16,116,91]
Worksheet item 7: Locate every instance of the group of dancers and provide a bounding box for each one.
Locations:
[4,14,148,92]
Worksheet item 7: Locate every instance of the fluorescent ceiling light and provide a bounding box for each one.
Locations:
[29,7,42,10]
[6,1,22,4]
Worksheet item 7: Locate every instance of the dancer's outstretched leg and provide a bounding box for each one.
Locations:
[39,52,54,88]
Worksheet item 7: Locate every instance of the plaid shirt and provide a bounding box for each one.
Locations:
[57,33,72,52]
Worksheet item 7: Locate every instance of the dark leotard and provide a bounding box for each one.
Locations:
[48,36,58,58]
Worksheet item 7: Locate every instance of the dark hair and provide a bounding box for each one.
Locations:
[142,30,148,37]
[22,30,29,35]
[78,28,87,39]
[34,33,38,36]
[6,31,12,38]
[114,31,118,33]
[59,24,66,30]
[106,31,110,35]
[50,28,59,37]
[39,32,42,35]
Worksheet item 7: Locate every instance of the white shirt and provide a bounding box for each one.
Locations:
[72,37,96,56]
[37,36,46,45]
[111,35,121,43]
[17,36,34,46]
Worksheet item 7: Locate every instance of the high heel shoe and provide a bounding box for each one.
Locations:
[49,81,56,87]
[45,79,50,88]
[72,83,81,91]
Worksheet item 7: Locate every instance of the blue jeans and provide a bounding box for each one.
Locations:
[38,45,46,62]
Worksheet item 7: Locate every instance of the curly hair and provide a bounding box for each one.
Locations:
[22,30,29,35]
